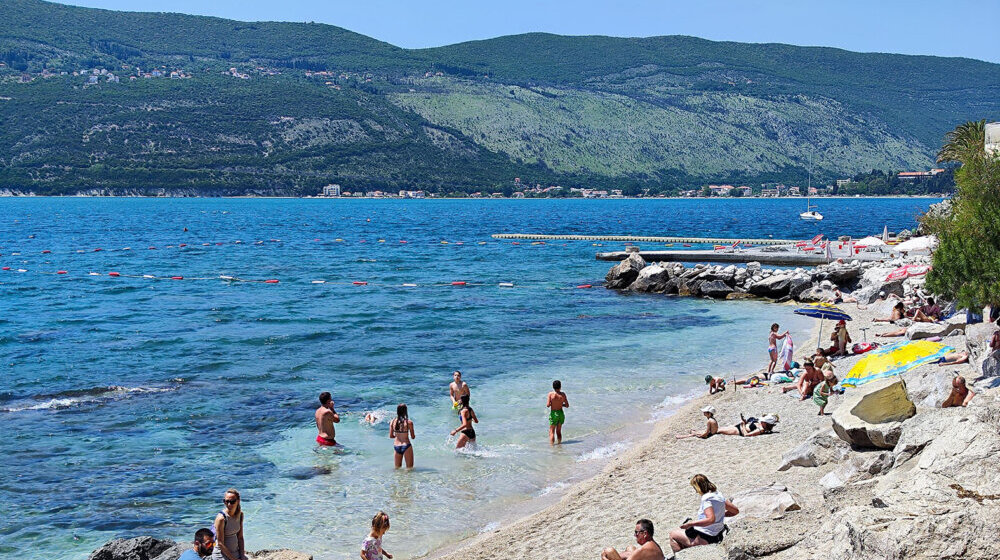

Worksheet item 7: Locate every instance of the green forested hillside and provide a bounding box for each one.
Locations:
[1,0,997,195]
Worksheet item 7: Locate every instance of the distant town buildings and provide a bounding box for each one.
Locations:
[987,122,1000,156]
[322,184,341,197]
[897,169,945,181]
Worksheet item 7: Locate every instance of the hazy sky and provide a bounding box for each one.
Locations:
[62,0,1000,63]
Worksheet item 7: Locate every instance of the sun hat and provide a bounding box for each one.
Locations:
[700,405,716,415]
[761,414,779,424]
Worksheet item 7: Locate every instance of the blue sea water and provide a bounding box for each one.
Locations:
[0,197,939,559]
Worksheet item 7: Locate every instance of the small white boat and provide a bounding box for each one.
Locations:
[800,207,823,221]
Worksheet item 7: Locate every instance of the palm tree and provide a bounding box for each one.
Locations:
[937,119,986,165]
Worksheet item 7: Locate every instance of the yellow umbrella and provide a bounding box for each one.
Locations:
[841,340,954,387]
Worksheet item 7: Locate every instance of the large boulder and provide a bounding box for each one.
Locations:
[661,277,682,295]
[699,279,734,299]
[730,484,803,519]
[628,264,673,293]
[678,279,703,297]
[787,276,813,300]
[604,252,645,289]
[819,450,895,491]
[823,264,863,287]
[748,274,792,298]
[150,544,189,560]
[905,319,966,341]
[89,538,177,560]
[796,285,835,303]
[832,377,916,449]
[778,429,851,471]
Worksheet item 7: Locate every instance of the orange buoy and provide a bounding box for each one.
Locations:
[353,281,367,285]
[576,284,592,289]
[171,276,184,280]
[108,272,120,277]
[451,281,466,286]
[57,270,67,274]
[265,279,279,284]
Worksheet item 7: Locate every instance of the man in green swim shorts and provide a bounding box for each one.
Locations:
[547,380,569,445]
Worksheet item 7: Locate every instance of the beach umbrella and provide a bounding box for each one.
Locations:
[793,303,853,346]
[854,236,886,247]
[882,225,889,242]
[841,340,954,387]
[895,236,938,253]
[885,264,932,282]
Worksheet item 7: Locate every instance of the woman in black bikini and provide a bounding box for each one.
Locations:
[716,414,778,437]
[389,403,415,469]
[450,394,478,449]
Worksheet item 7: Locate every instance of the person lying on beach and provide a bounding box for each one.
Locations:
[389,404,415,469]
[705,375,726,394]
[937,352,970,366]
[876,327,909,338]
[315,391,341,447]
[668,474,738,552]
[767,323,790,376]
[942,376,975,408]
[716,414,779,437]
[912,298,942,323]
[450,394,478,448]
[178,528,214,560]
[781,360,822,400]
[813,369,838,415]
[547,380,569,445]
[676,406,719,439]
[874,302,908,324]
[601,519,665,560]
[826,289,858,305]
[449,370,470,412]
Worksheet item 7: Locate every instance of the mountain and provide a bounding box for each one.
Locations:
[1,0,998,195]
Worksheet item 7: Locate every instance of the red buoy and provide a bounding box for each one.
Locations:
[42,250,51,254]
[57,270,67,274]
[576,284,592,289]
[108,272,120,277]
[94,248,102,252]
[179,244,187,248]
[353,281,368,285]
[451,281,467,286]
[171,276,184,280]
[1,267,10,271]
[265,279,279,284]
[148,247,156,250]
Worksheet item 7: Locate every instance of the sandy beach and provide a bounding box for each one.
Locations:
[427,301,986,560]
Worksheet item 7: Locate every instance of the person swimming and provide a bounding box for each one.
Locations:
[450,394,479,449]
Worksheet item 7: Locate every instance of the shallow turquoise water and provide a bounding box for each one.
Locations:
[0,197,937,559]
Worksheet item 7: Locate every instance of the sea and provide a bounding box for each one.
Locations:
[0,197,940,560]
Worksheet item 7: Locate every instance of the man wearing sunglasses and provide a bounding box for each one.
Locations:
[179,528,214,560]
[601,519,666,560]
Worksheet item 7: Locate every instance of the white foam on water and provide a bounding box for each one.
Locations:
[575,440,631,463]
[2,385,176,413]
[649,389,702,422]
[536,481,570,497]
[478,522,501,534]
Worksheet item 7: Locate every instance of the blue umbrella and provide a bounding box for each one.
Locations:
[794,303,853,348]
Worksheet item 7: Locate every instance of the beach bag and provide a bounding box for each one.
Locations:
[852,342,879,355]
[780,336,795,372]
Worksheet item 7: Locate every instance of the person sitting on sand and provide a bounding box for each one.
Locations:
[450,394,478,449]
[389,404,415,469]
[812,351,829,371]
[874,302,909,324]
[782,360,822,400]
[668,474,739,552]
[942,376,975,407]
[601,519,665,560]
[547,380,569,445]
[178,528,215,560]
[767,323,790,376]
[716,414,779,437]
[449,371,470,412]
[315,392,341,447]
[813,369,838,416]
[676,406,719,440]
[910,297,942,323]
[705,375,726,394]
[937,352,970,366]
[827,320,852,356]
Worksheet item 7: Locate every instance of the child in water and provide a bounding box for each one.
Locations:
[547,380,570,445]
[361,511,393,560]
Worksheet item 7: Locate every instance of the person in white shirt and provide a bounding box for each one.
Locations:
[668,474,739,552]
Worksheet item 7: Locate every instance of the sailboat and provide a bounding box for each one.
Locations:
[799,156,823,220]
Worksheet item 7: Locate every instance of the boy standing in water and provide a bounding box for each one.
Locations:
[449,370,470,412]
[547,380,569,445]
[315,391,340,446]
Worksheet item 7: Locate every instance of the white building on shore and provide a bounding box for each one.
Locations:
[987,122,1000,155]
[322,184,342,197]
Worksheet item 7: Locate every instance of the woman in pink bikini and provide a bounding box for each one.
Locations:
[767,323,789,377]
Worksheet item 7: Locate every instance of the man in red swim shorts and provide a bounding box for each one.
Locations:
[315,391,340,446]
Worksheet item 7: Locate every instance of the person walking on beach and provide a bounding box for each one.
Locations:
[601,519,665,560]
[315,391,340,447]
[211,489,247,560]
[767,323,789,377]
[361,511,393,560]
[449,370,470,412]
[178,528,214,560]
[705,375,726,394]
[547,379,569,445]
[676,405,719,439]
[389,403,415,469]
[450,394,478,448]
[668,474,738,553]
